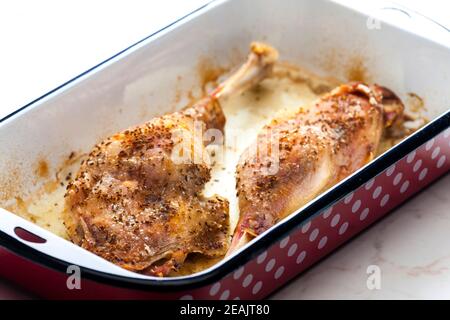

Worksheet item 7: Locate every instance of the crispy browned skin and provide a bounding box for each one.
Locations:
[64,98,229,276]
[64,42,278,276]
[229,82,404,252]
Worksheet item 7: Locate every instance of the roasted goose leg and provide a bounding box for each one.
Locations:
[64,42,278,276]
[229,82,404,253]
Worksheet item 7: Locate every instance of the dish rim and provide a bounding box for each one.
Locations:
[0,0,449,292]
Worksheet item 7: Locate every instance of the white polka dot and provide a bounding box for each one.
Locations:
[274,266,285,279]
[373,186,382,199]
[330,214,340,227]
[279,236,290,249]
[400,180,410,194]
[352,200,361,213]
[344,193,354,204]
[301,221,311,233]
[419,168,428,181]
[380,194,390,207]
[393,172,403,186]
[220,290,230,300]
[209,282,221,296]
[318,236,328,249]
[252,281,263,295]
[309,228,319,242]
[339,222,349,235]
[256,252,267,264]
[425,139,435,151]
[322,207,333,219]
[233,266,245,279]
[242,274,253,288]
[444,128,450,138]
[437,155,446,169]
[180,295,194,300]
[365,179,375,190]
[287,243,298,257]
[360,208,369,221]
[233,297,241,300]
[431,147,441,159]
[413,159,422,172]
[386,164,396,176]
[296,251,307,264]
[265,259,276,272]
[406,151,416,163]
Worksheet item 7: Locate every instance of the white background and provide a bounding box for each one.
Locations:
[0,0,449,299]
[0,0,449,118]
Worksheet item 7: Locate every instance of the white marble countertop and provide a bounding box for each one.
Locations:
[1,174,448,299]
[0,0,449,300]
[272,174,450,299]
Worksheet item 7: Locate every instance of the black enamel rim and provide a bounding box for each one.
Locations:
[0,0,449,292]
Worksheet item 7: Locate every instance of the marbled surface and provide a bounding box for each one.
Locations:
[0,174,448,299]
[271,174,450,299]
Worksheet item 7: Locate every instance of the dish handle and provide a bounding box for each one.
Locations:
[0,208,149,279]
[339,0,449,45]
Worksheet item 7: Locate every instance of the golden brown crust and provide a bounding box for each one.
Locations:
[64,42,284,274]
[232,82,404,248]
[64,98,229,276]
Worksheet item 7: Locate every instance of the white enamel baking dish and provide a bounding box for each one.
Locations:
[0,0,449,299]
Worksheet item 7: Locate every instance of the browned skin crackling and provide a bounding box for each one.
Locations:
[64,42,279,276]
[229,82,405,253]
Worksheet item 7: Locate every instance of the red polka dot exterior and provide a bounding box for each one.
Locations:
[176,127,450,300]
[0,128,448,300]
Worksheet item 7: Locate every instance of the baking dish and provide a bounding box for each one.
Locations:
[0,0,449,299]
